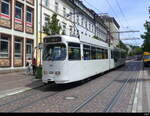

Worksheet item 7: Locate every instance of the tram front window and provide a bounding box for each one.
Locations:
[43,44,66,61]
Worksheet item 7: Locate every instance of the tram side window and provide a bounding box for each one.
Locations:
[83,45,91,60]
[114,51,118,62]
[91,47,96,60]
[102,49,105,59]
[102,49,108,59]
[111,50,114,59]
[105,49,108,59]
[96,48,102,59]
[121,51,126,59]
[68,43,81,60]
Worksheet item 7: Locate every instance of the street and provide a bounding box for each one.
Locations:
[0,61,149,112]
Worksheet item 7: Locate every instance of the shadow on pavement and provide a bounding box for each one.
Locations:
[25,61,139,92]
[25,65,127,92]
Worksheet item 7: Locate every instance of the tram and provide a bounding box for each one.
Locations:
[42,35,126,84]
[143,52,150,67]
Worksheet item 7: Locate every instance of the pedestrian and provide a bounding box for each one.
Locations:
[26,58,32,75]
[32,58,37,75]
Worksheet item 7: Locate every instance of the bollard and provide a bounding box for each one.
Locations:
[35,65,43,79]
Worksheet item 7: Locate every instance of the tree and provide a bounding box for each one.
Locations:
[141,7,150,52]
[43,13,61,35]
[132,46,143,55]
[117,40,129,55]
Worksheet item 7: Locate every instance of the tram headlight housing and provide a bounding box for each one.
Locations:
[55,71,61,75]
[44,71,48,75]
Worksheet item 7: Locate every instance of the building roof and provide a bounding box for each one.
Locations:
[99,15,120,29]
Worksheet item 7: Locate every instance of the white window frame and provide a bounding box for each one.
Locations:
[0,35,9,58]
[44,14,50,26]
[26,42,33,59]
[14,39,22,58]
[15,2,22,20]
[26,7,33,23]
[44,0,49,8]
[63,7,66,17]
[55,2,58,13]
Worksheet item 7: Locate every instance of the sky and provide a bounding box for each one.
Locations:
[82,0,150,46]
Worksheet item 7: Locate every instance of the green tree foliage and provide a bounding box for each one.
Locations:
[43,13,61,35]
[132,46,143,55]
[141,21,150,52]
[117,40,129,54]
[141,7,150,52]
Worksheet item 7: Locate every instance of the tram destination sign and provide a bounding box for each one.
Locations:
[44,37,62,43]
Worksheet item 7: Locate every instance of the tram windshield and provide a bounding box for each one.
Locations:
[43,43,66,61]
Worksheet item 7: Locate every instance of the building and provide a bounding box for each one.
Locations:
[36,0,109,65]
[0,0,36,70]
[0,0,121,69]
[99,14,120,47]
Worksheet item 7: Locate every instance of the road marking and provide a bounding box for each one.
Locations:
[132,70,143,112]
[0,87,32,99]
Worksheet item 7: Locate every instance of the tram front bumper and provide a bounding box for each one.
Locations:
[42,76,55,84]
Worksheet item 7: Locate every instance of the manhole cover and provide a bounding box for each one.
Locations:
[65,96,77,100]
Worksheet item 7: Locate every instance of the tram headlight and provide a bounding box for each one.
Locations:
[49,71,54,74]
[55,71,61,75]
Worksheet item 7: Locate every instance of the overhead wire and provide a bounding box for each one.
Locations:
[114,0,131,42]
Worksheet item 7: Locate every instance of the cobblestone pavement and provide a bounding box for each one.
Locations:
[0,71,43,99]
[0,61,149,113]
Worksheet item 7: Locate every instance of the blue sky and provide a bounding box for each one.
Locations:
[82,0,150,46]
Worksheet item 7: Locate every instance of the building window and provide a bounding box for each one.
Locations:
[85,20,87,29]
[81,17,84,26]
[69,11,73,21]
[68,43,81,60]
[44,0,49,7]
[0,35,9,58]
[63,7,66,17]
[1,0,10,16]
[89,23,91,31]
[26,39,33,59]
[69,26,73,36]
[26,7,32,23]
[76,15,79,24]
[15,2,23,20]
[44,14,50,26]
[62,22,66,35]
[55,2,58,13]
[14,38,22,58]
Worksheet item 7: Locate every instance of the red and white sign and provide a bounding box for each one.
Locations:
[26,22,32,27]
[15,18,22,24]
[0,14,10,19]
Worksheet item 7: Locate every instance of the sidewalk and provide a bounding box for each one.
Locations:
[0,71,43,99]
[132,66,150,112]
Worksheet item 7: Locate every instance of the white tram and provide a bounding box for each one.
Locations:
[42,35,126,84]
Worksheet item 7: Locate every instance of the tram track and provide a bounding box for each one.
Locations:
[0,62,136,112]
[103,65,139,112]
[0,64,128,112]
[71,63,139,112]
